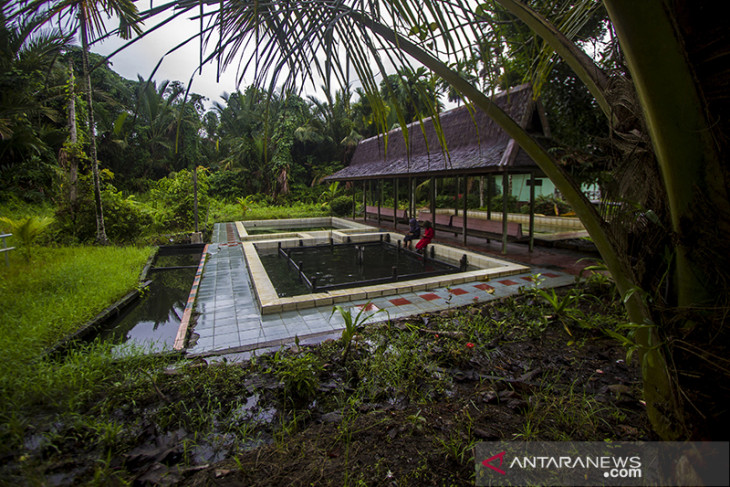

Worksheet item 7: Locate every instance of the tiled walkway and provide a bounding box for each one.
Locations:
[186,223,576,356]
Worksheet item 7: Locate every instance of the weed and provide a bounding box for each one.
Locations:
[331,302,383,361]
[512,419,540,440]
[435,431,476,465]
[266,349,323,407]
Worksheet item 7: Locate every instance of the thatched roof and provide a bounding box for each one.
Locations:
[326,84,551,181]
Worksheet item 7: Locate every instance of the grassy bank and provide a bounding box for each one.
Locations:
[0,245,154,469]
[0,246,152,361]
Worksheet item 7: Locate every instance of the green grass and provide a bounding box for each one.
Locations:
[0,196,55,221]
[0,245,152,361]
[0,244,156,465]
[208,200,329,223]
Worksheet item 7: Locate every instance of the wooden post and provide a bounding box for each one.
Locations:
[529,172,536,253]
[487,174,493,221]
[479,176,484,208]
[408,176,413,220]
[367,180,372,221]
[352,181,356,220]
[455,176,460,216]
[430,176,436,229]
[502,170,509,254]
[462,175,468,246]
[411,177,417,220]
[377,179,382,226]
[394,178,399,230]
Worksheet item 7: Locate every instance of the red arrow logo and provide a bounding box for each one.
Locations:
[482,451,507,475]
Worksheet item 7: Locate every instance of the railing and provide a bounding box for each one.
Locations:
[1,233,14,266]
[276,239,466,293]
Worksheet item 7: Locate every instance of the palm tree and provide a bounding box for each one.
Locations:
[18,0,143,244]
[77,0,141,244]
[0,12,69,164]
[166,0,730,439]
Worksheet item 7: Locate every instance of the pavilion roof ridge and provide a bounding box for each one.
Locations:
[355,83,535,147]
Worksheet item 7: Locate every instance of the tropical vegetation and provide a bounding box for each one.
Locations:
[1,0,726,461]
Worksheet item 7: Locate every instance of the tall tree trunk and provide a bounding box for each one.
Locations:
[61,60,78,216]
[79,9,109,245]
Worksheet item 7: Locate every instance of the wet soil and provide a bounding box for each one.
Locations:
[2,287,651,486]
[184,327,648,486]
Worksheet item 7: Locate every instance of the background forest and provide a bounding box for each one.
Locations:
[0,5,607,245]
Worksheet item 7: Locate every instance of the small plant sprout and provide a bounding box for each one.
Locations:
[331,302,382,361]
[237,195,255,218]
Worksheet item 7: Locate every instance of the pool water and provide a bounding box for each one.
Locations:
[96,246,202,352]
[258,242,467,297]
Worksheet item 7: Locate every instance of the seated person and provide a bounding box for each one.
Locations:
[415,220,434,253]
[403,217,421,248]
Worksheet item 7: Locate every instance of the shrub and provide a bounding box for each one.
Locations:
[485,194,519,212]
[208,169,248,201]
[534,195,573,215]
[329,195,354,216]
[150,168,210,230]
[434,194,454,209]
[54,172,154,244]
[0,215,55,261]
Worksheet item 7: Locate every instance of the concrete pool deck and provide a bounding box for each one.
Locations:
[182,222,580,357]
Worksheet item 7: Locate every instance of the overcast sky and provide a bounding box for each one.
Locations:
[91,6,330,110]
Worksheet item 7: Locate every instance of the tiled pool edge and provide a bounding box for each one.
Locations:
[173,244,208,350]
[240,229,530,315]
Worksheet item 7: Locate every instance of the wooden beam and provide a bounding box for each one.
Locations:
[394,178,399,230]
[430,176,436,229]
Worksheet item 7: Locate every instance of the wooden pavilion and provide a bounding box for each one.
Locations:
[325,84,552,253]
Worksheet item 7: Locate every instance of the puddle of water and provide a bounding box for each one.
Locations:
[232,393,277,425]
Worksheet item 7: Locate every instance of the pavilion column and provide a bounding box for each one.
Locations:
[487,174,493,221]
[462,175,468,246]
[412,177,417,219]
[377,179,382,226]
[352,181,356,220]
[394,178,399,230]
[479,176,484,208]
[362,180,366,221]
[501,169,509,254]
[529,172,536,253]
[408,176,413,220]
[368,180,373,221]
[455,177,460,216]
[430,176,436,229]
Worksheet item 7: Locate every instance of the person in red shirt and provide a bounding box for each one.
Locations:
[415,220,434,252]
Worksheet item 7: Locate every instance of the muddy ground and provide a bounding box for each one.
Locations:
[3,283,652,486]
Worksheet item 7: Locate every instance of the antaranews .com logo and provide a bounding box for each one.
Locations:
[475,441,729,486]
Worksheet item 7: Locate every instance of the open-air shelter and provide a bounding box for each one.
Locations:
[325,83,552,253]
